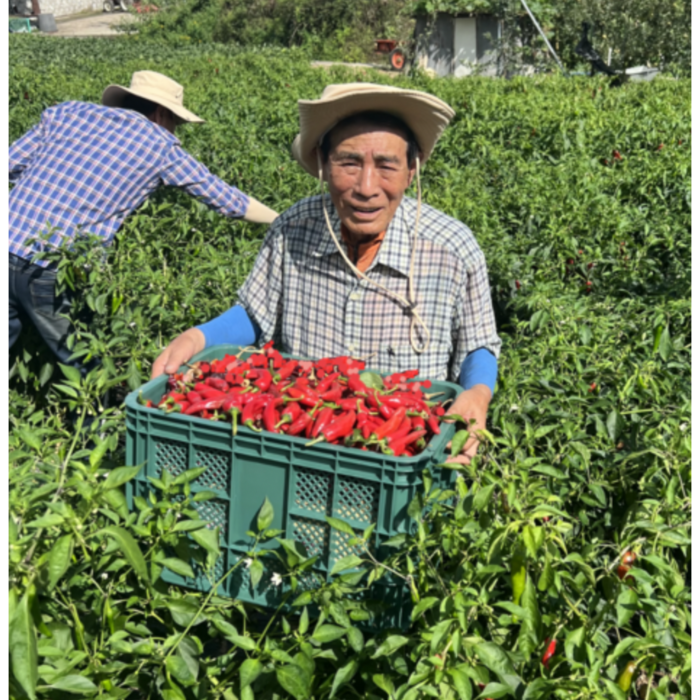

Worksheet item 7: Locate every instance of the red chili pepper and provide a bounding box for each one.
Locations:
[277,401,302,428]
[387,429,427,455]
[387,417,412,443]
[263,397,283,433]
[411,415,426,430]
[276,359,297,381]
[186,391,203,404]
[427,415,441,435]
[315,371,340,395]
[321,410,357,443]
[347,373,368,394]
[311,407,335,438]
[288,411,313,436]
[254,369,273,392]
[196,386,228,400]
[184,398,225,415]
[204,377,229,391]
[542,639,557,668]
[320,386,343,403]
[373,407,407,441]
[165,401,188,413]
[241,395,266,429]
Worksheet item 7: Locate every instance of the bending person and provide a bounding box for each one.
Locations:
[9,70,278,370]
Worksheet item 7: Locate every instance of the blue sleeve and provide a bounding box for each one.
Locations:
[196,304,261,348]
[459,348,498,394]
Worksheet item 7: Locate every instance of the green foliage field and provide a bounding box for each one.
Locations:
[9,36,690,700]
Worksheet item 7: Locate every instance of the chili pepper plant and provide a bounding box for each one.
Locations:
[8,36,690,700]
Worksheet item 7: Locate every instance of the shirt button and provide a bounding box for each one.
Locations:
[348,343,356,354]
[349,292,361,301]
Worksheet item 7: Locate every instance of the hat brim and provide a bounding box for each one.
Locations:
[101,84,205,124]
[292,87,455,177]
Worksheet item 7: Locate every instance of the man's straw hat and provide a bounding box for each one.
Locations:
[291,83,455,176]
[102,70,204,124]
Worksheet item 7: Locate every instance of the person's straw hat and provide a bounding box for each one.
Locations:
[102,70,204,124]
[291,83,455,176]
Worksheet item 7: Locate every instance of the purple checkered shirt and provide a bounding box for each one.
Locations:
[9,101,250,267]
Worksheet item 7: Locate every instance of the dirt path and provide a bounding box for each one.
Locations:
[53,10,135,37]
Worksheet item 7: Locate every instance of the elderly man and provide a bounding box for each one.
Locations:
[153,83,500,460]
[9,70,278,369]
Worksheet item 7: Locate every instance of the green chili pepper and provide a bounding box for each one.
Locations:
[511,544,527,606]
[617,661,637,692]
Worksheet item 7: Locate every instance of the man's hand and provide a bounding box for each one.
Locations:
[151,328,206,379]
[445,384,493,464]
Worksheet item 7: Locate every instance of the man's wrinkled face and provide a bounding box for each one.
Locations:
[324,121,416,239]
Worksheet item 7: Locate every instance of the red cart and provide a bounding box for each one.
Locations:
[374,39,406,71]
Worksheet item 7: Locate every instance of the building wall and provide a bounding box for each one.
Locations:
[415,13,502,78]
[414,14,454,77]
[12,0,101,17]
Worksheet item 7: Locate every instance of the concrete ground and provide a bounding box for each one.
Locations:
[52,10,135,37]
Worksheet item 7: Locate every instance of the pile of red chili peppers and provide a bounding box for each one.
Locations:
[142,342,448,458]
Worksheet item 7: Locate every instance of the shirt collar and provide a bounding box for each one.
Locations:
[312,196,414,278]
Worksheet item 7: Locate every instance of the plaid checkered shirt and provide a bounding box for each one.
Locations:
[238,194,501,382]
[9,101,250,268]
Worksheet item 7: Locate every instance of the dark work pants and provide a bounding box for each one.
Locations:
[9,252,83,371]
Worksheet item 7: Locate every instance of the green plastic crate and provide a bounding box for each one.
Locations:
[125,345,459,626]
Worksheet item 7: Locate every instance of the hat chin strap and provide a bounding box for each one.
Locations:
[316,150,431,355]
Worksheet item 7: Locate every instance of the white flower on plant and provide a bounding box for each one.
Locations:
[101,572,109,580]
[271,573,283,587]
[244,558,253,569]
[680,423,688,432]
[510,404,519,412]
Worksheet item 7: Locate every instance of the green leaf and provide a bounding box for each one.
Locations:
[447,667,473,700]
[98,526,149,585]
[25,513,64,529]
[38,362,54,387]
[473,483,496,512]
[276,664,311,700]
[451,429,470,456]
[330,554,363,575]
[190,527,220,570]
[606,410,625,443]
[616,587,638,627]
[257,497,274,532]
[103,465,142,490]
[48,675,98,694]
[564,627,585,662]
[473,643,521,694]
[477,682,512,699]
[330,659,359,698]
[249,559,264,588]
[192,490,218,502]
[411,596,439,620]
[325,516,355,536]
[347,627,364,653]
[299,607,309,635]
[537,557,554,592]
[311,624,346,644]
[240,658,262,690]
[59,363,82,386]
[167,598,201,627]
[658,326,673,360]
[9,591,38,700]
[520,576,541,640]
[359,371,384,390]
[161,558,195,579]
[372,634,409,658]
[17,427,42,453]
[47,534,74,591]
[173,519,209,532]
